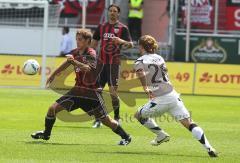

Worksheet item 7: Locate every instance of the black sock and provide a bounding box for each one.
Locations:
[94,119,100,123]
[112,99,120,119]
[112,125,129,139]
[44,115,56,137]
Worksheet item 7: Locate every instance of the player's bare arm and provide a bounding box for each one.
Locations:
[72,60,91,71]
[66,54,91,71]
[136,68,154,99]
[112,37,133,48]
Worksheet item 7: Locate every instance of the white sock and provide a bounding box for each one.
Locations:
[191,126,213,151]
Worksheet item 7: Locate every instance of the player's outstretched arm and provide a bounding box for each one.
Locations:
[112,37,133,49]
[66,54,91,71]
[71,60,91,71]
[136,69,154,99]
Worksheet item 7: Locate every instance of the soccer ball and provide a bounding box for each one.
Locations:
[23,59,40,75]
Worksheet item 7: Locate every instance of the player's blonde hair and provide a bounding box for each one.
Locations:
[76,28,92,44]
[139,35,158,53]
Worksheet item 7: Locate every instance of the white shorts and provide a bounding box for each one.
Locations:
[138,90,190,121]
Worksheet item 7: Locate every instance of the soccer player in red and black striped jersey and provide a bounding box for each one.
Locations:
[31,29,131,145]
[91,4,133,127]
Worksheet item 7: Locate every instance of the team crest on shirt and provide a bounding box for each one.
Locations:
[82,56,87,62]
[75,67,81,73]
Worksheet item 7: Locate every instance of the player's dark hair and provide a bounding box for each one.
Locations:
[108,4,121,13]
[63,26,69,33]
[139,35,158,53]
[76,28,92,44]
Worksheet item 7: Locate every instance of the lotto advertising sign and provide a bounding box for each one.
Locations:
[117,60,142,93]
[1,55,240,97]
[0,55,43,86]
[167,63,195,94]
[0,55,194,94]
[116,61,195,94]
[0,55,73,87]
[194,63,240,96]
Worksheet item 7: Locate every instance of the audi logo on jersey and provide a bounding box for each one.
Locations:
[103,33,115,40]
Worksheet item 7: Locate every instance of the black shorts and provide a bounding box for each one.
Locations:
[56,88,108,119]
[98,64,120,87]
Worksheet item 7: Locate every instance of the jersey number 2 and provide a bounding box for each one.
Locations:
[148,64,169,83]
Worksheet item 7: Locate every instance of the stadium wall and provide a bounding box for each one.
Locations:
[0,27,77,56]
[0,55,240,97]
[142,0,169,42]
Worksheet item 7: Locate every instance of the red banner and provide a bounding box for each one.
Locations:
[51,0,104,16]
[50,0,105,25]
[181,0,214,29]
[226,5,240,30]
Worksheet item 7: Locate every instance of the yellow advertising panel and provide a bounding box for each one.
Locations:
[167,62,195,94]
[0,55,43,86]
[117,60,142,92]
[0,55,75,87]
[117,61,195,94]
[2,55,240,97]
[53,57,75,87]
[195,63,240,96]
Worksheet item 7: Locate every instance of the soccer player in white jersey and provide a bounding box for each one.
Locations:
[134,35,218,157]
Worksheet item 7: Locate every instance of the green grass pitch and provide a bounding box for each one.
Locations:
[0,88,240,162]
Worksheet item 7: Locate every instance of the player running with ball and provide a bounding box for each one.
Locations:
[31,29,131,145]
[134,35,218,157]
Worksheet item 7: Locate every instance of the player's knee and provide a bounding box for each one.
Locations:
[134,111,148,124]
[180,118,194,129]
[110,94,119,101]
[134,111,140,120]
[47,103,58,116]
[47,107,55,116]
[109,87,118,96]
[188,123,198,131]
[101,116,110,124]
[101,116,117,129]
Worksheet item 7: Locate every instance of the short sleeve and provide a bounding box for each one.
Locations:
[92,25,101,41]
[87,49,97,68]
[134,59,144,72]
[121,26,132,42]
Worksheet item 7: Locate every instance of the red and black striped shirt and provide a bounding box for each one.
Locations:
[93,21,132,65]
[71,47,99,90]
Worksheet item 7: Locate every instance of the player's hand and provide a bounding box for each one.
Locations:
[80,64,91,72]
[148,92,154,100]
[67,55,91,72]
[66,54,74,63]
[145,88,154,100]
[112,37,124,45]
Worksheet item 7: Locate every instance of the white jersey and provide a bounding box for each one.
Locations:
[134,53,173,96]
